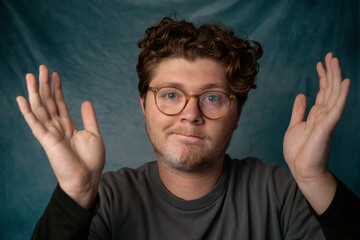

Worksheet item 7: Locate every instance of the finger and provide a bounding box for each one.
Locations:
[81,101,101,136]
[315,62,326,105]
[39,65,58,117]
[39,65,50,99]
[51,72,70,117]
[327,58,342,107]
[288,94,307,128]
[329,78,350,125]
[27,73,50,122]
[323,52,334,102]
[16,96,47,140]
[324,52,333,78]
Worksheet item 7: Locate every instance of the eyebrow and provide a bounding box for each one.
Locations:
[155,82,228,91]
[200,83,226,91]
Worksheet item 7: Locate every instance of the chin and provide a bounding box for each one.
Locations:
[156,144,221,173]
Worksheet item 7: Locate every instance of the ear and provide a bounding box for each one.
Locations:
[234,105,242,130]
[140,96,146,116]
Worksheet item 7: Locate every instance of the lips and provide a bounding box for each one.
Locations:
[173,132,204,139]
[169,128,206,138]
[167,128,208,145]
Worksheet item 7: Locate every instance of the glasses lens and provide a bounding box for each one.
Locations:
[156,88,186,115]
[199,92,230,119]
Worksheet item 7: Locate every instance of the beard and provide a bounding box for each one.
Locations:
[158,142,218,172]
[145,122,234,173]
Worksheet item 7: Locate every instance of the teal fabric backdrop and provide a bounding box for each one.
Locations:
[1,0,359,238]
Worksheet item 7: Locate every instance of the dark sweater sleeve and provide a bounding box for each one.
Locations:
[315,180,360,240]
[30,184,99,240]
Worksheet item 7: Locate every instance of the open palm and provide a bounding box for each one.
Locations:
[17,65,105,209]
[283,53,350,182]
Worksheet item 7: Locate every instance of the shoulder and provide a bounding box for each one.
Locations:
[91,162,158,234]
[227,156,323,236]
[229,156,292,181]
[101,161,156,184]
[227,156,297,202]
[98,161,157,202]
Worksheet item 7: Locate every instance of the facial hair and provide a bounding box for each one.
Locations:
[145,123,234,173]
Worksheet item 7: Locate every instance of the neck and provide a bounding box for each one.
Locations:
[157,157,225,200]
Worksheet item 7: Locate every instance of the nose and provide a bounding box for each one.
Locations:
[179,98,204,124]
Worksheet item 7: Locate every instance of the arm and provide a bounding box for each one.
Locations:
[283,53,360,239]
[283,52,350,214]
[30,185,99,240]
[314,179,360,239]
[17,65,106,237]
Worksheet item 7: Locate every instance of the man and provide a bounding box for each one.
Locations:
[17,16,359,239]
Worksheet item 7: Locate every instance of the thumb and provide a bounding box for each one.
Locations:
[81,101,101,135]
[288,94,307,128]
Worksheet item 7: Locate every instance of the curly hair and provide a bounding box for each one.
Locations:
[137,16,263,107]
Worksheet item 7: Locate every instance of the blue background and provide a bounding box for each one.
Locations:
[1,0,359,239]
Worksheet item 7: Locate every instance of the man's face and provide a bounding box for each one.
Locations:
[141,58,240,173]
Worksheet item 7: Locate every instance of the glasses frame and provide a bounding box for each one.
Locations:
[148,86,237,120]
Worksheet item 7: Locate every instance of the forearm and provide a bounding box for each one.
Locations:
[295,170,337,215]
[313,179,360,239]
[31,185,98,240]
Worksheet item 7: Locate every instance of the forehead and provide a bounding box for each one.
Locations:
[150,58,228,92]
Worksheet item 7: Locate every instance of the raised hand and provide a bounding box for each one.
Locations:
[17,65,105,210]
[283,53,350,214]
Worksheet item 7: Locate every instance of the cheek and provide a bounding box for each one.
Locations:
[144,95,156,120]
[211,114,238,140]
[145,99,173,131]
[211,121,234,139]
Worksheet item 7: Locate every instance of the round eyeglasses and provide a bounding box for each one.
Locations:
[148,87,236,120]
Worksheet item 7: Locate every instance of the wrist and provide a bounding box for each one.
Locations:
[59,181,100,210]
[69,189,98,210]
[295,171,337,215]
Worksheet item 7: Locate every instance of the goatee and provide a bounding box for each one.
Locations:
[145,124,233,173]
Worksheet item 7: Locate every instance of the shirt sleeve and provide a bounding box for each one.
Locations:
[30,184,99,240]
[314,179,360,240]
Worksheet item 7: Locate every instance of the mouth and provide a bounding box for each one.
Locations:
[169,130,207,144]
[173,132,204,139]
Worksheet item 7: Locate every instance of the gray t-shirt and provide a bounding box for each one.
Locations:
[88,155,325,239]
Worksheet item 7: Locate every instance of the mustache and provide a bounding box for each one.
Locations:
[167,127,209,139]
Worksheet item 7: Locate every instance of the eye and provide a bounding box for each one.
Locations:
[206,95,220,103]
[202,93,223,103]
[157,88,184,103]
[163,92,178,100]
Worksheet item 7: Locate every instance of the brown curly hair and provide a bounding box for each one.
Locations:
[137,16,263,107]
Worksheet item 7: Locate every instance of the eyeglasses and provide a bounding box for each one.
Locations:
[148,86,236,120]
